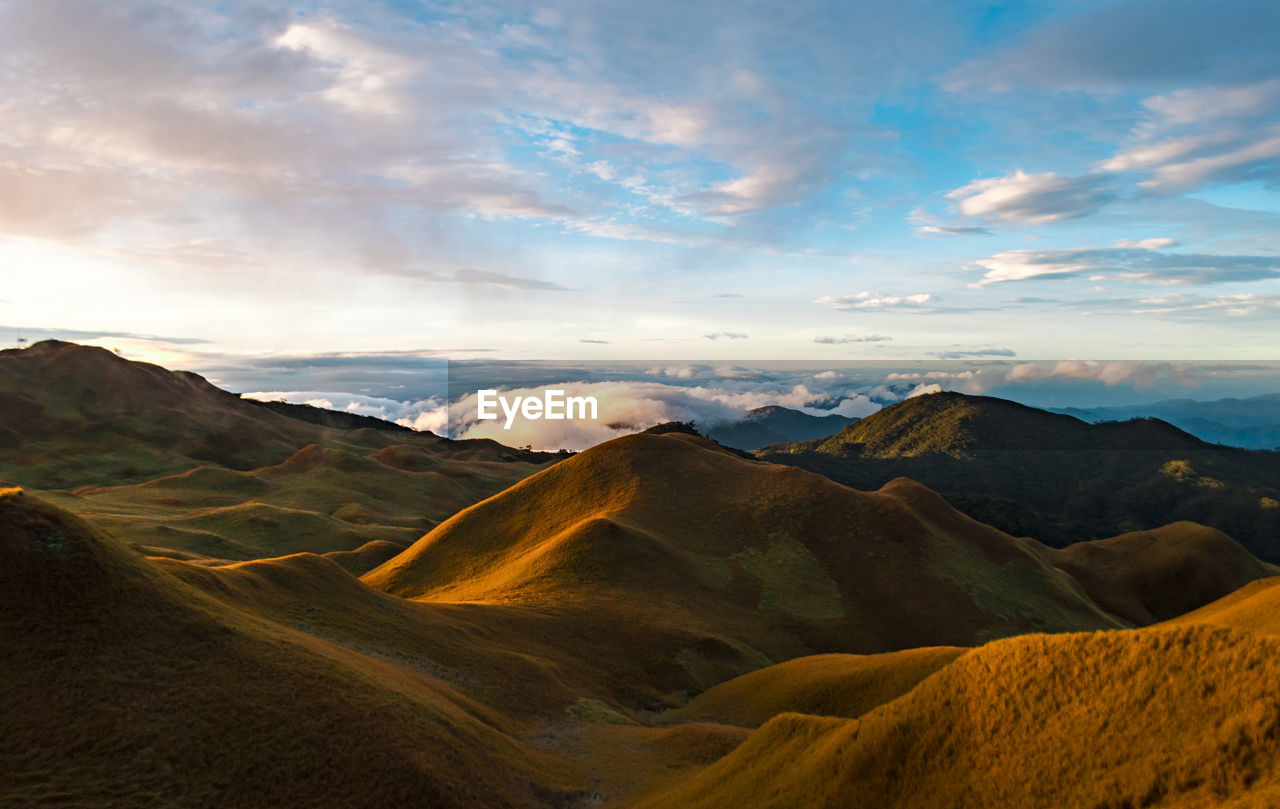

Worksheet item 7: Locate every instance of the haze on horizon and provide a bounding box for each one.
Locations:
[2,0,1279,373]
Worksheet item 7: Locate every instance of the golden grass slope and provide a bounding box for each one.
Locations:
[0,490,580,808]
[1168,575,1280,637]
[37,441,552,561]
[367,431,1119,671]
[635,624,1280,809]
[667,647,965,728]
[1034,521,1278,625]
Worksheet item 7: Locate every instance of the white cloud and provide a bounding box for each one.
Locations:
[815,292,935,311]
[449,380,849,450]
[947,170,1115,224]
[814,334,893,343]
[1112,237,1179,249]
[242,390,447,433]
[970,246,1280,287]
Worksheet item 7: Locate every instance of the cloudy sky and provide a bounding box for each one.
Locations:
[3,0,1280,374]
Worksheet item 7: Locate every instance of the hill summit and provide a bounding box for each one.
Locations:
[760,391,1280,559]
[367,430,1121,665]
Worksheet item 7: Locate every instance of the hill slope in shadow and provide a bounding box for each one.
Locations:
[759,391,1280,560]
[0,489,580,808]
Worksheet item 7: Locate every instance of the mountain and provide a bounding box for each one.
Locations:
[1029,522,1278,625]
[0,489,580,808]
[635,623,1280,809]
[759,391,1280,561]
[1,341,559,560]
[1053,393,1280,450]
[0,340,549,488]
[366,428,1123,670]
[705,405,859,450]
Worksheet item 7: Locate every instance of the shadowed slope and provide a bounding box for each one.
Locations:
[367,432,1119,671]
[760,391,1280,560]
[667,647,964,728]
[635,625,1280,809]
[1033,522,1277,625]
[0,490,578,808]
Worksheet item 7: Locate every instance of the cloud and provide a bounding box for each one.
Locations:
[906,383,944,398]
[1003,360,1200,390]
[970,246,1280,287]
[704,331,749,340]
[947,170,1116,224]
[931,348,1017,359]
[579,338,609,344]
[446,269,571,291]
[814,292,935,311]
[1095,79,1280,194]
[1069,291,1280,320]
[242,390,448,433]
[945,0,1280,92]
[914,225,994,237]
[448,378,881,450]
[814,334,893,344]
[0,326,210,345]
[1112,237,1179,249]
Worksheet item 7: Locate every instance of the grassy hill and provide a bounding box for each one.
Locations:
[1,341,558,560]
[666,647,965,728]
[760,391,1280,560]
[1168,575,1280,636]
[1030,522,1279,625]
[634,624,1280,809]
[365,429,1123,673]
[0,488,581,808]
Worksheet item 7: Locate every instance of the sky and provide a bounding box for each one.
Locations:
[3,0,1280,431]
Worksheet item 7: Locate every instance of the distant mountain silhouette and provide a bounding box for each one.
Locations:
[706,405,859,450]
[1054,393,1280,450]
[760,391,1280,561]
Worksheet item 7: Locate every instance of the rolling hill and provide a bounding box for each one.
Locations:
[666,646,965,728]
[634,624,1280,809]
[759,391,1280,560]
[365,427,1124,672]
[1029,522,1278,625]
[1168,575,1280,637]
[0,488,581,809]
[2,341,559,559]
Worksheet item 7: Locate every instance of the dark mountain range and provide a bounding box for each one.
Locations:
[705,405,859,450]
[1052,393,1280,450]
[758,391,1280,561]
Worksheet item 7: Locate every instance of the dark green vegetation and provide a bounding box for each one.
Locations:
[705,405,858,450]
[759,391,1280,560]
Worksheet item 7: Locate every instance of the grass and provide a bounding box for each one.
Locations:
[0,491,581,809]
[634,625,1280,809]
